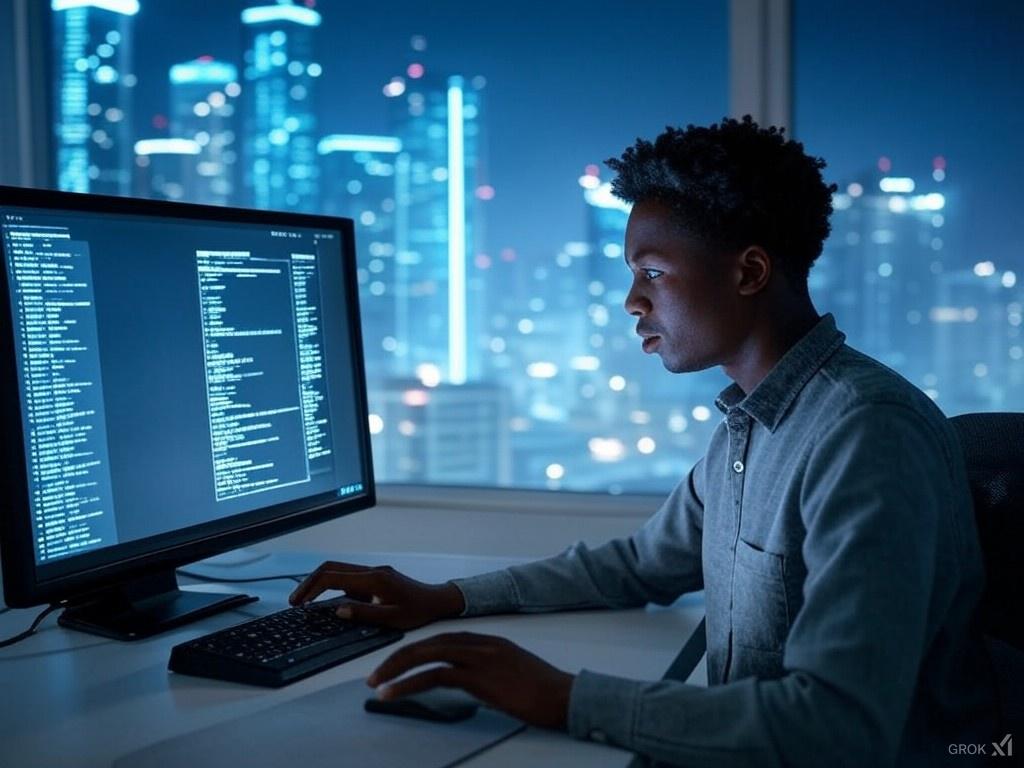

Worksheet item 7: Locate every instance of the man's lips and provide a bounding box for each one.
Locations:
[641,334,661,353]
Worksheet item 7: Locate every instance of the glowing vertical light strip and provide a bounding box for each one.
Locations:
[446,76,467,385]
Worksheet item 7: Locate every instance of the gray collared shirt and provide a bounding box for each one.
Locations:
[454,314,997,767]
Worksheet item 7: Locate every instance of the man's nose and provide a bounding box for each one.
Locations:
[624,283,650,317]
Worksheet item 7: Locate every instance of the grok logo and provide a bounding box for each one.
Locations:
[948,733,1013,757]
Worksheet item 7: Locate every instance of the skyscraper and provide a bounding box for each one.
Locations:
[815,170,949,389]
[318,133,403,376]
[169,57,240,205]
[52,0,138,195]
[240,2,321,212]
[385,61,486,384]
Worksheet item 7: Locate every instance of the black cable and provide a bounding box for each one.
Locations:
[176,568,308,584]
[0,603,62,649]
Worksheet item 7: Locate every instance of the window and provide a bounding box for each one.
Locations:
[795,0,1024,414]
[46,0,729,493]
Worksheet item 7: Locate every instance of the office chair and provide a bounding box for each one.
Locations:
[949,412,1024,650]
[949,412,1024,732]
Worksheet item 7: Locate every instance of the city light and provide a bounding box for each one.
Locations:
[526,362,558,379]
[570,355,600,371]
[382,78,405,97]
[879,177,915,193]
[974,261,996,277]
[1003,271,1017,288]
[909,193,945,211]
[402,389,430,407]
[692,406,712,422]
[447,75,467,386]
[170,60,237,85]
[241,5,322,27]
[52,0,139,14]
[416,363,442,387]
[636,437,656,454]
[929,307,979,323]
[588,437,625,462]
[545,463,565,480]
[368,414,384,434]
[583,182,632,213]
[134,138,201,155]
[317,134,402,155]
[608,375,626,391]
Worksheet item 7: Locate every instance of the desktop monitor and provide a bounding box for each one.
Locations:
[0,185,375,639]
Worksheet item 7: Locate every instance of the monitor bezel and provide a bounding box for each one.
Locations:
[0,185,376,609]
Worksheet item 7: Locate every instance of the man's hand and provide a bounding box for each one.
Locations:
[366,632,575,730]
[288,562,465,630]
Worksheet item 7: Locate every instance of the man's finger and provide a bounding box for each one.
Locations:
[374,665,473,701]
[367,634,490,686]
[289,565,383,605]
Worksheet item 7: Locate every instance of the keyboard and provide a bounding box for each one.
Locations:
[168,597,404,687]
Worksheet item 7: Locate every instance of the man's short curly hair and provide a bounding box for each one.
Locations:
[606,115,837,284]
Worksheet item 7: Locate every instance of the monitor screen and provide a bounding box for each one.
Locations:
[0,188,373,606]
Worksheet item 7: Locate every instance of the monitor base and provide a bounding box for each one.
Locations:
[58,569,258,641]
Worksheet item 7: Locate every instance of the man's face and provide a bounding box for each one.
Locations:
[623,199,746,373]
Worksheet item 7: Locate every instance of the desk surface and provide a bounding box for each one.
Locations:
[0,550,705,768]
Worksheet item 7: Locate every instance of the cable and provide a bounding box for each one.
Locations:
[176,568,308,584]
[0,603,61,649]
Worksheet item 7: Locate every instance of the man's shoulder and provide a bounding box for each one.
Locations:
[804,343,951,437]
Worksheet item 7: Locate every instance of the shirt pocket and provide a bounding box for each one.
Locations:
[732,538,790,653]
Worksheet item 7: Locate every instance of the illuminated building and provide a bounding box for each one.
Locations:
[169,58,240,205]
[385,62,487,384]
[132,138,200,201]
[368,380,511,484]
[931,266,1022,411]
[318,134,403,375]
[240,2,321,212]
[815,169,950,389]
[51,0,139,195]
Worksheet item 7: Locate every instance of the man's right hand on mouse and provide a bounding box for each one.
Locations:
[288,562,465,630]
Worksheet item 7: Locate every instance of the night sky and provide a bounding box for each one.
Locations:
[129,0,1022,271]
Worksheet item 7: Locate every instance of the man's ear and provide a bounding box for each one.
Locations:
[735,246,771,296]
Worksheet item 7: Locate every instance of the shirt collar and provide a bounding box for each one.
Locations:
[714,313,846,432]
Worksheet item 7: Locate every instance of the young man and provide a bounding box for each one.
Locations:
[290,117,996,767]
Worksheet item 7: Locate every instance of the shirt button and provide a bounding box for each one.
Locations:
[733,460,744,473]
[589,729,608,743]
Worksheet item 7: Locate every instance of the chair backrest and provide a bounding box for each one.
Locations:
[948,413,1024,651]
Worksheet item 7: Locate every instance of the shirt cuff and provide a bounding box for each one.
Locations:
[450,570,520,617]
[568,669,645,749]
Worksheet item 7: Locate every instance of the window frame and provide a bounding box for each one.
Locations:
[2,0,792,515]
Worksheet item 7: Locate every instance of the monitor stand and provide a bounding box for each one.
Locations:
[58,568,258,641]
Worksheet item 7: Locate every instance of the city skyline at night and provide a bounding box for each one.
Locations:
[48,0,1024,492]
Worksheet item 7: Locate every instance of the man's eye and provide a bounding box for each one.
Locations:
[643,268,664,280]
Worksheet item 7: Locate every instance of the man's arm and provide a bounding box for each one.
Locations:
[566,403,954,768]
[452,456,706,616]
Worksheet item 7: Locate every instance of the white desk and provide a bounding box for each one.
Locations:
[0,549,705,768]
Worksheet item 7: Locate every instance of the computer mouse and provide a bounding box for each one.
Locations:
[364,689,480,723]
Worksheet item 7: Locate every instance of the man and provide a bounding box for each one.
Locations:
[290,117,997,766]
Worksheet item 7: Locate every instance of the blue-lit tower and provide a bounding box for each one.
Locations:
[169,58,240,205]
[240,3,321,212]
[815,167,950,389]
[385,61,486,384]
[931,265,1021,411]
[318,134,403,376]
[51,0,138,195]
